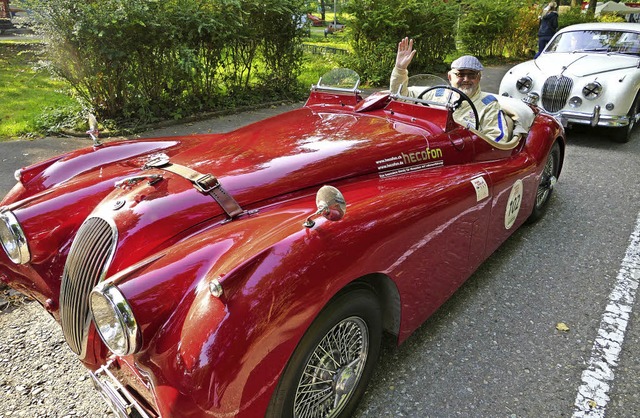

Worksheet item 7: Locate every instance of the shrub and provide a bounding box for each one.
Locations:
[558,6,598,29]
[343,0,458,86]
[500,3,540,59]
[22,0,307,124]
[458,0,525,57]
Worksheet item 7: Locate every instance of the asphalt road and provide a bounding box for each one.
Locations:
[1,67,639,417]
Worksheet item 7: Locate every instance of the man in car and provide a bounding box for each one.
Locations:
[390,37,508,142]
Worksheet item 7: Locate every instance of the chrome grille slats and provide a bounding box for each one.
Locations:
[60,217,117,355]
[541,75,573,113]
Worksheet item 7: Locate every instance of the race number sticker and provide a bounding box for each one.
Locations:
[504,179,523,229]
[470,176,489,202]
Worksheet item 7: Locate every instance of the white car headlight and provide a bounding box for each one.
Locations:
[90,282,139,356]
[582,82,602,100]
[516,76,533,93]
[0,210,30,264]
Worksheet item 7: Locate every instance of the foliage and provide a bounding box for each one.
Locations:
[499,3,540,58]
[558,6,598,28]
[458,0,528,57]
[0,41,82,139]
[22,0,307,123]
[343,0,458,86]
[597,13,626,23]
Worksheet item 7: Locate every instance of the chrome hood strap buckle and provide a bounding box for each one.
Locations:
[144,156,243,218]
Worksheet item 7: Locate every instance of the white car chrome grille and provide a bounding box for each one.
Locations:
[541,76,573,113]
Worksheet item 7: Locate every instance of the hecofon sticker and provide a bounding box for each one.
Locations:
[504,179,523,230]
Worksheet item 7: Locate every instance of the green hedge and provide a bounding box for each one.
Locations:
[343,0,458,86]
[24,0,307,123]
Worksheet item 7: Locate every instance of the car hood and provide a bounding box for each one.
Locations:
[98,106,443,271]
[534,53,639,77]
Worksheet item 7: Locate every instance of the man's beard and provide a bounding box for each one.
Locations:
[458,84,479,97]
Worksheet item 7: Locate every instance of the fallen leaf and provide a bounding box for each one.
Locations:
[556,322,570,332]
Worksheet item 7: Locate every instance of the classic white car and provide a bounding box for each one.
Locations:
[499,22,640,142]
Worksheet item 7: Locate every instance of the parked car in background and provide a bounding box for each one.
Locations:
[499,22,640,142]
[306,13,324,27]
[0,69,565,418]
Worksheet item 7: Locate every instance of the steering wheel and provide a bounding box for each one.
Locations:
[416,85,480,131]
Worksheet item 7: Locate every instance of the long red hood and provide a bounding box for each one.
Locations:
[1,104,452,299]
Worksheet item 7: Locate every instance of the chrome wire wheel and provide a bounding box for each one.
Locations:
[266,288,381,418]
[293,317,369,418]
[536,150,557,208]
[528,141,561,224]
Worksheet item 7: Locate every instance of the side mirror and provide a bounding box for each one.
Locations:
[303,185,347,228]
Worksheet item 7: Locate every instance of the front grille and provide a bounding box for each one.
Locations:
[60,217,117,355]
[541,76,573,113]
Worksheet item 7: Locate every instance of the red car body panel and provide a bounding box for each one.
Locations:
[0,88,565,417]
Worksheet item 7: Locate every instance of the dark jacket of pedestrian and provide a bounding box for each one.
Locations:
[535,2,559,58]
[538,9,558,38]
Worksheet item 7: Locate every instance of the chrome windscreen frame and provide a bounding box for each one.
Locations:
[391,84,455,110]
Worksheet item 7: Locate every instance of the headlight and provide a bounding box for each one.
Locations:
[90,282,139,356]
[516,76,533,93]
[582,82,602,100]
[0,210,30,264]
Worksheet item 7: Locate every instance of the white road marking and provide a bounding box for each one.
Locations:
[572,212,640,417]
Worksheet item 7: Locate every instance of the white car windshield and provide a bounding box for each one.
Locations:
[546,30,640,56]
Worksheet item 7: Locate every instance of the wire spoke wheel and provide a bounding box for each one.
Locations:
[528,141,561,223]
[293,317,369,418]
[266,288,381,418]
[536,149,556,208]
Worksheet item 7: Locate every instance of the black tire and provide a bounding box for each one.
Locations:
[612,91,639,143]
[527,141,561,224]
[266,287,382,418]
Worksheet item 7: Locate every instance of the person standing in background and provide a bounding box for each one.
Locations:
[535,2,559,58]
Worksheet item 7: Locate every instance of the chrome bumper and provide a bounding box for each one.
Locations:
[89,360,152,418]
[554,105,630,128]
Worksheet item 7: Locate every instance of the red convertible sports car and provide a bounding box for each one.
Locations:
[0,69,565,417]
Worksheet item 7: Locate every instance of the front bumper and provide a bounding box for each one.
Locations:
[556,105,630,128]
[89,360,156,418]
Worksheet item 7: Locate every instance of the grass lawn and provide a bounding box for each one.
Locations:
[0,40,82,141]
[0,26,353,141]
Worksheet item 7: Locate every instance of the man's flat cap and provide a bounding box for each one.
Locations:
[451,55,484,71]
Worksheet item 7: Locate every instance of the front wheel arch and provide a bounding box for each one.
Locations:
[611,90,640,143]
[266,286,383,418]
[526,140,562,224]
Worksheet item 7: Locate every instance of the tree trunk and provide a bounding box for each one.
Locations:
[320,0,326,21]
[587,0,597,14]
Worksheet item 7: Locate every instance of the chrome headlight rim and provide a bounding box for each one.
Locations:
[516,76,533,94]
[90,282,139,356]
[582,81,602,100]
[0,210,30,264]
